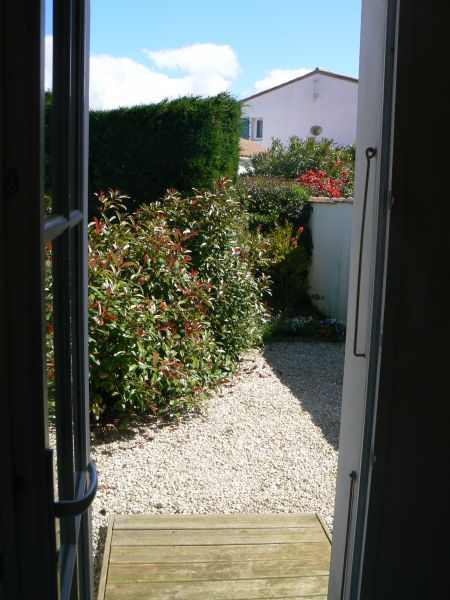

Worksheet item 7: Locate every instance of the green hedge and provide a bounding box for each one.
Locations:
[89,93,241,211]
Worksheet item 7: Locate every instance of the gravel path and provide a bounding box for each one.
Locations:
[90,339,344,588]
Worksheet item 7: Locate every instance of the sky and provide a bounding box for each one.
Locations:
[45,0,362,110]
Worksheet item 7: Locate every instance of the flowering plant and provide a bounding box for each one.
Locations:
[296,163,353,198]
[264,315,346,342]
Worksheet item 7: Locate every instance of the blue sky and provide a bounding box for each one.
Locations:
[45,0,362,109]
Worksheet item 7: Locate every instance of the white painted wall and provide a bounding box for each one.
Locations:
[243,72,358,147]
[308,199,353,321]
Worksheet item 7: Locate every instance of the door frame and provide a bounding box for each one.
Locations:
[0,1,94,598]
[1,0,57,597]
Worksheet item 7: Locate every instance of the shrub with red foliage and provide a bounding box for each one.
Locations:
[295,166,352,198]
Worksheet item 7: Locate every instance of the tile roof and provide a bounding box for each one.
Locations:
[239,138,269,157]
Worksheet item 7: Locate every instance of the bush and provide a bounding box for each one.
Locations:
[235,175,313,314]
[153,181,270,359]
[296,167,353,198]
[250,136,355,194]
[263,224,311,315]
[88,93,241,212]
[239,141,354,315]
[85,182,269,423]
[236,175,310,232]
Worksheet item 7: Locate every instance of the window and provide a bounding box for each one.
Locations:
[256,118,263,139]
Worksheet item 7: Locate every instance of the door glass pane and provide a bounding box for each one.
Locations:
[44,0,54,215]
[44,238,62,586]
[45,240,56,424]
[44,0,93,596]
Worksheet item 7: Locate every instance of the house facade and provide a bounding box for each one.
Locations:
[241,68,358,147]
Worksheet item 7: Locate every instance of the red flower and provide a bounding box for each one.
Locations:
[297,226,304,234]
[137,328,144,337]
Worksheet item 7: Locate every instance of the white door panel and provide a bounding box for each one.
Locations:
[328,1,397,598]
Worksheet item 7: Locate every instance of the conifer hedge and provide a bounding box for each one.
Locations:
[88,93,241,210]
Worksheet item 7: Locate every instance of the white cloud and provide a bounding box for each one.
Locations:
[89,54,194,110]
[44,37,239,109]
[144,43,239,79]
[253,67,313,93]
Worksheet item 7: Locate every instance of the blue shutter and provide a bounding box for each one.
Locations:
[241,117,250,139]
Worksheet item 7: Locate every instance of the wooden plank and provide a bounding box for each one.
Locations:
[97,515,115,600]
[113,513,320,530]
[104,575,329,599]
[315,513,332,544]
[110,541,331,564]
[112,528,325,547]
[107,557,331,583]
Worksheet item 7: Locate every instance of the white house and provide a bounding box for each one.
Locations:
[241,68,358,147]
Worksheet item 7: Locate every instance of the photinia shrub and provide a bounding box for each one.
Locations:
[86,182,269,423]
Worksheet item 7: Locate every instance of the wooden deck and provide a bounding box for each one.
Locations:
[98,513,332,599]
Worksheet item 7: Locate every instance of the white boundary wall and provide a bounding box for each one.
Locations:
[308,198,353,321]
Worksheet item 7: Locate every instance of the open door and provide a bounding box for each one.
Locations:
[329,1,398,598]
[0,1,95,598]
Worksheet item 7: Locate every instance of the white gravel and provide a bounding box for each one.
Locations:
[89,338,344,587]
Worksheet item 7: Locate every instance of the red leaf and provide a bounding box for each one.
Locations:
[93,216,101,234]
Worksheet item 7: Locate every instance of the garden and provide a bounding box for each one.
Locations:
[45,92,354,425]
[45,93,355,591]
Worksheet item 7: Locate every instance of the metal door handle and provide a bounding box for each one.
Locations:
[354,147,377,357]
[54,461,98,518]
